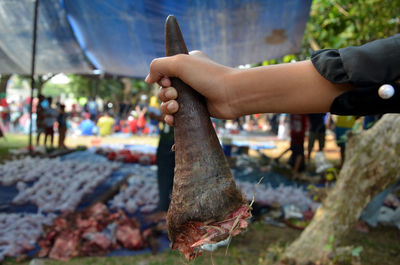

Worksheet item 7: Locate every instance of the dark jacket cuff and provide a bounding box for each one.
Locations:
[330,82,400,115]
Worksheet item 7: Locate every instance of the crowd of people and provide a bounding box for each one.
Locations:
[0,90,378,168]
[0,93,166,148]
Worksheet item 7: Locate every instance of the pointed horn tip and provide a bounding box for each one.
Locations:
[166,15,177,23]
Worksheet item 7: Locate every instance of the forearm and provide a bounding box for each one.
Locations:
[228,60,353,116]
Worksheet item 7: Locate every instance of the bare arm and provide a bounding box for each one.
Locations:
[145,53,353,125]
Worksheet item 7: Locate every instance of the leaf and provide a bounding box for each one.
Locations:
[328,234,335,244]
[351,246,364,257]
[324,244,332,251]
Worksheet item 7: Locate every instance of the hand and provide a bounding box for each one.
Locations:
[145,51,238,126]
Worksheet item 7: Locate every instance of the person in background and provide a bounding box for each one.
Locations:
[0,93,10,132]
[35,95,46,145]
[148,96,160,135]
[148,109,175,217]
[87,97,98,121]
[136,105,147,134]
[363,115,382,130]
[79,113,95,136]
[57,104,67,148]
[43,97,58,148]
[334,115,356,167]
[128,112,138,134]
[275,114,308,178]
[97,112,115,136]
[307,113,327,162]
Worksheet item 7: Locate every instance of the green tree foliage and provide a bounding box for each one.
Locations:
[303,0,400,53]
[263,0,400,64]
[66,75,124,101]
[40,75,151,103]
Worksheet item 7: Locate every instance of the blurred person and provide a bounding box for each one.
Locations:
[57,104,67,148]
[147,96,160,135]
[148,111,175,215]
[79,113,95,136]
[363,115,382,130]
[127,112,138,134]
[97,112,115,136]
[36,95,46,145]
[0,93,10,131]
[269,114,279,135]
[307,113,327,162]
[43,97,58,148]
[87,97,98,121]
[9,101,22,133]
[334,115,356,167]
[275,114,308,177]
[135,105,147,134]
[118,100,132,120]
[277,113,289,140]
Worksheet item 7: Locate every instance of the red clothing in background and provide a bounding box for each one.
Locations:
[290,114,307,146]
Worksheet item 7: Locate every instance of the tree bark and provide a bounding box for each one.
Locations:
[281,114,400,264]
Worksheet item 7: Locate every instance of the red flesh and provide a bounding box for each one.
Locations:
[172,205,251,260]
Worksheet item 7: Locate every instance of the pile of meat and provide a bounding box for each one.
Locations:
[0,213,56,262]
[6,157,120,213]
[109,175,159,214]
[37,203,150,261]
[96,148,156,165]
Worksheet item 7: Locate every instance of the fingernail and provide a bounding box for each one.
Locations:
[161,77,169,86]
[167,102,175,111]
[144,74,149,82]
[165,89,174,98]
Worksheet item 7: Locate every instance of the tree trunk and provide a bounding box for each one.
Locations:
[0,74,12,96]
[281,114,400,264]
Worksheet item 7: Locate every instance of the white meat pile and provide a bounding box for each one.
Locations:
[0,213,56,262]
[9,157,120,213]
[236,181,319,211]
[109,175,159,214]
[0,157,55,185]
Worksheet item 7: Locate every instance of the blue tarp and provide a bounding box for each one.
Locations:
[0,0,93,75]
[0,0,311,77]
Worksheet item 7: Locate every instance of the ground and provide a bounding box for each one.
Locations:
[3,222,400,265]
[1,133,399,264]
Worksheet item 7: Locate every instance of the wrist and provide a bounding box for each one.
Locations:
[223,68,245,118]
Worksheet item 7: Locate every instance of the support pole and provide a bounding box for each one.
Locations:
[29,0,39,154]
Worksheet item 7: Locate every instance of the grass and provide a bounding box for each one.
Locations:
[3,221,399,265]
[0,133,28,160]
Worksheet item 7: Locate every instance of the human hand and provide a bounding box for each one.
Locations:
[145,51,238,126]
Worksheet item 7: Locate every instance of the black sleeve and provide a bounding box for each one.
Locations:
[311,34,400,115]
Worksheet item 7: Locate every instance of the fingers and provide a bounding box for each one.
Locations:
[160,100,179,115]
[158,76,171,87]
[160,100,178,126]
[158,86,177,102]
[164,115,174,126]
[145,55,184,84]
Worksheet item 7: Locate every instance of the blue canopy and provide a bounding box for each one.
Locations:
[0,0,93,75]
[0,0,312,78]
